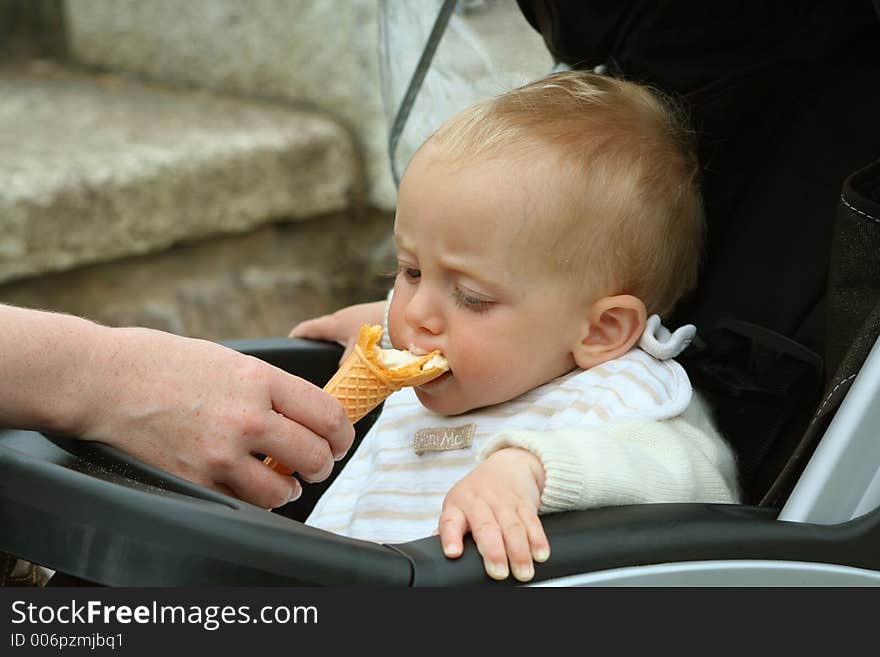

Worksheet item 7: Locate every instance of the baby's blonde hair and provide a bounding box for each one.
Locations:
[428,71,704,317]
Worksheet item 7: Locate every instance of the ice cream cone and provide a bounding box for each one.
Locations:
[263,325,448,477]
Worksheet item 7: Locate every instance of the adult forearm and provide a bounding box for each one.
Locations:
[0,304,104,434]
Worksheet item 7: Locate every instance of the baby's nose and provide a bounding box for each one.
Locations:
[404,289,443,335]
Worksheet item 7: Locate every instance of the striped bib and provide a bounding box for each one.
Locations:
[306,345,693,544]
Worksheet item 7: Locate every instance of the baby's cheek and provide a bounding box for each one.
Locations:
[386,296,406,347]
[454,348,504,389]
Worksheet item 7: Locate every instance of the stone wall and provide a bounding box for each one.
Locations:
[62,0,552,210]
[0,210,396,340]
[64,0,398,210]
[0,62,359,284]
[0,0,550,341]
[0,56,389,340]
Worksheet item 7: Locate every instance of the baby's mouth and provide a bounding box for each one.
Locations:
[418,369,453,389]
[407,345,451,373]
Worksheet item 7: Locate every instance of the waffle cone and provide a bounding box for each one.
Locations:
[263,325,448,477]
[322,342,398,423]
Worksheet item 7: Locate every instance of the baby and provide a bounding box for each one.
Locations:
[292,71,739,582]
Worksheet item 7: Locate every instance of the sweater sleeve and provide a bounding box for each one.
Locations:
[478,394,741,513]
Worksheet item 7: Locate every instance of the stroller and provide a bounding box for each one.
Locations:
[2,1,880,586]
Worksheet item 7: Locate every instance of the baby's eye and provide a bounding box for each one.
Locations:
[453,288,492,314]
[398,265,421,283]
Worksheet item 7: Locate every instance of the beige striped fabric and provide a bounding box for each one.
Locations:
[306,347,692,544]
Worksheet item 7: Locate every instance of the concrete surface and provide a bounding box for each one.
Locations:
[0,61,357,283]
[63,0,552,209]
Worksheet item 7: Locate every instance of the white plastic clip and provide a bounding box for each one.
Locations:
[638,314,696,360]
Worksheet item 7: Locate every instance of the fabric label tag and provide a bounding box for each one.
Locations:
[413,424,475,455]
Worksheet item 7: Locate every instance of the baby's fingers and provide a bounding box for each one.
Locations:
[496,506,536,582]
[522,509,550,565]
[339,336,358,366]
[289,315,339,341]
[438,505,468,559]
[465,502,509,581]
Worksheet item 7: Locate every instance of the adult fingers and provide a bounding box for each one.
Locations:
[254,412,336,483]
[268,369,354,460]
[220,455,302,509]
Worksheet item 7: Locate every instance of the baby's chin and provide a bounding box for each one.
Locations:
[414,388,476,416]
[414,386,501,417]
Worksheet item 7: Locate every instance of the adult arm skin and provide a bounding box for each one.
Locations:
[0,304,354,509]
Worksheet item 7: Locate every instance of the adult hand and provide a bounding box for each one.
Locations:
[76,327,355,509]
[438,447,550,582]
[1,304,354,509]
[289,301,386,364]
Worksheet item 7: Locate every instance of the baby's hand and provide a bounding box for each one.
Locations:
[289,301,385,365]
[438,447,549,582]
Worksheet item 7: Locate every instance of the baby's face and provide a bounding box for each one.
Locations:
[388,143,590,415]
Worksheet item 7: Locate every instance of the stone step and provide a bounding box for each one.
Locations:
[0,61,357,284]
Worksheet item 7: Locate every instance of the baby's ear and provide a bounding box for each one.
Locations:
[573,295,647,370]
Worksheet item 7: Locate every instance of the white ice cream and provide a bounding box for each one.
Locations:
[425,354,449,371]
[378,348,449,372]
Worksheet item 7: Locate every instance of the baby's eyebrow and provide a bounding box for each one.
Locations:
[393,232,415,253]
[439,258,504,295]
